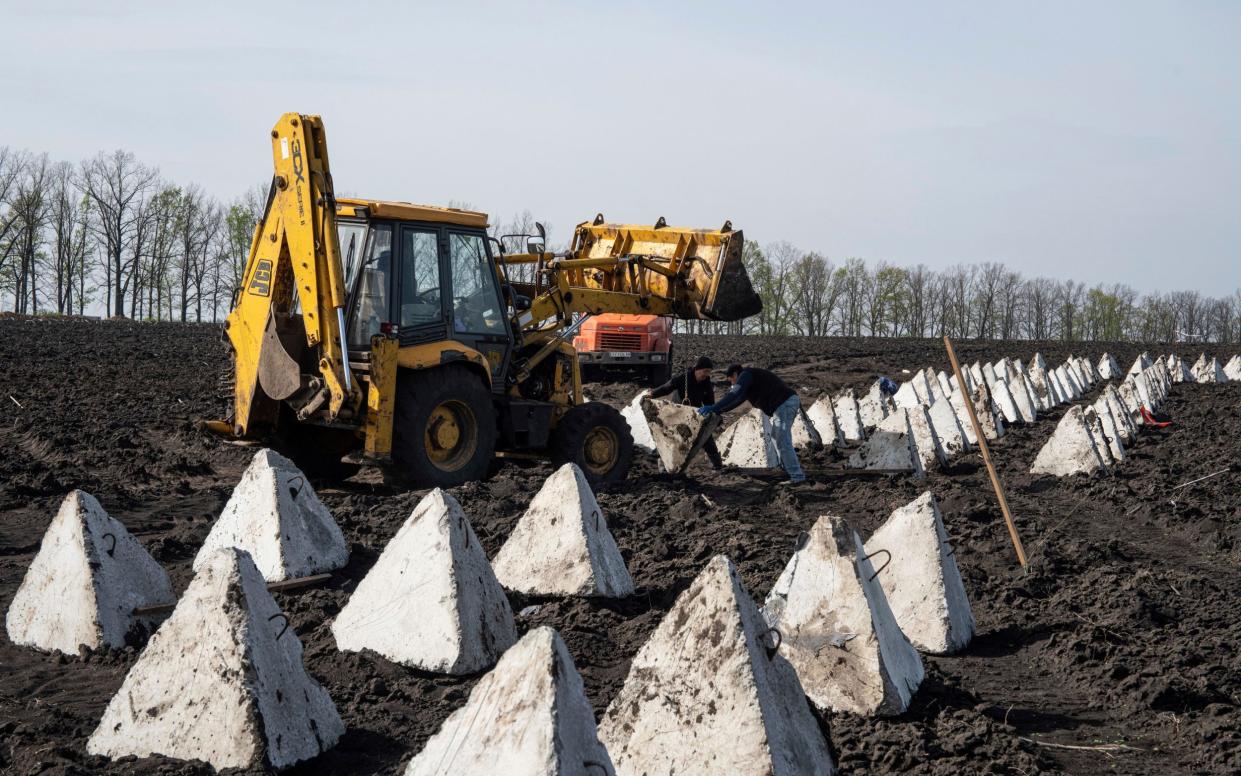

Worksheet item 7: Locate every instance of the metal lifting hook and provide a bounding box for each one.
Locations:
[863,548,892,581]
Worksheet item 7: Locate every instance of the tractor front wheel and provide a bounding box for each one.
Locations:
[549,402,634,486]
[392,365,497,487]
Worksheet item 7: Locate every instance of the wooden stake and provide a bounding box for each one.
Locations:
[132,572,333,616]
[943,336,1028,567]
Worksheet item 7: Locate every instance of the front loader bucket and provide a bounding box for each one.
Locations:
[570,220,762,322]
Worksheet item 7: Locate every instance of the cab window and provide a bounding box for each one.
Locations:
[448,232,505,335]
[347,224,393,347]
[399,228,443,327]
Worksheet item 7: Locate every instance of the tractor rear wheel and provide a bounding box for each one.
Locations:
[549,402,634,485]
[392,365,497,487]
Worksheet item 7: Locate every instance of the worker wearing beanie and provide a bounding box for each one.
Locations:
[649,356,723,470]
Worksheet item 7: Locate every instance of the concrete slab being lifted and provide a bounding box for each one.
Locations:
[493,463,634,598]
[333,489,517,675]
[194,449,348,582]
[1030,405,1108,477]
[599,555,835,776]
[763,516,924,716]
[87,548,343,771]
[642,396,714,473]
[719,408,780,467]
[865,492,974,655]
[6,490,174,654]
[405,627,615,776]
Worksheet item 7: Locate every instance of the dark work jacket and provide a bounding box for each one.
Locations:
[649,368,716,408]
[715,367,796,416]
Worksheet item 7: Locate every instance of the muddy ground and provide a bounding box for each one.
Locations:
[2,318,1240,775]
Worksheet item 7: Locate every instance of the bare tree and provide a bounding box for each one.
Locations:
[78,150,159,317]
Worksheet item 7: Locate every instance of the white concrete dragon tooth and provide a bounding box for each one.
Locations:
[864,492,974,655]
[193,448,348,582]
[908,405,947,470]
[405,626,615,776]
[927,396,970,457]
[1030,405,1108,477]
[493,463,634,598]
[332,488,517,674]
[847,409,922,478]
[806,394,843,446]
[599,555,836,776]
[893,379,922,410]
[1091,398,1126,463]
[762,515,924,716]
[833,390,865,443]
[718,408,780,467]
[642,396,712,472]
[87,547,343,771]
[990,378,1021,425]
[621,390,656,451]
[792,406,824,449]
[6,490,175,654]
[1082,408,1114,467]
[858,380,891,431]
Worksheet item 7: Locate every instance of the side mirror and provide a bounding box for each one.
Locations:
[514,295,532,312]
[526,239,545,254]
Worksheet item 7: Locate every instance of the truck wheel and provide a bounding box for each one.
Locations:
[392,365,497,487]
[550,402,634,485]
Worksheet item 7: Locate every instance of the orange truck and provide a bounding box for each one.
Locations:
[573,313,674,384]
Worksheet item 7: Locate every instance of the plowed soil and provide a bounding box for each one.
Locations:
[2,319,1240,775]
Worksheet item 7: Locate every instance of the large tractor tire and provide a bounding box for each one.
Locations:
[550,402,634,486]
[392,365,497,488]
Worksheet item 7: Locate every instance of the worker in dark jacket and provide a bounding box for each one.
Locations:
[650,356,723,469]
[699,363,805,483]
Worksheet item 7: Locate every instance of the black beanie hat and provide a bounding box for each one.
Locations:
[694,356,714,370]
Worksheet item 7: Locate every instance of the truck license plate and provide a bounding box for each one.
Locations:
[613,352,631,358]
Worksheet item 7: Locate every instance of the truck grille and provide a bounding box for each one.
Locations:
[599,333,643,350]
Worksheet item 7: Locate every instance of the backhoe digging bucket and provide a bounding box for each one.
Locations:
[570,220,762,322]
[257,312,303,401]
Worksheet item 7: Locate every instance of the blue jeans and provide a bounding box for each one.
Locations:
[771,394,805,482]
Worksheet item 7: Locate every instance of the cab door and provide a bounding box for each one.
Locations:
[444,229,512,387]
[394,225,450,346]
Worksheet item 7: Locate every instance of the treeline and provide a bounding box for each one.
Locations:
[680,242,1241,344]
[0,147,263,321]
[4,145,1239,343]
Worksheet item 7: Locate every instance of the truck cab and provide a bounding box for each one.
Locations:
[574,313,674,385]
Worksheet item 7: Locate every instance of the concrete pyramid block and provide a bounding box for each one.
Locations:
[1103,384,1138,443]
[858,380,891,430]
[923,368,948,404]
[864,493,974,654]
[991,378,1021,424]
[936,370,953,399]
[927,395,970,457]
[792,407,824,449]
[1194,355,1227,383]
[763,516,923,716]
[493,463,634,598]
[87,548,343,770]
[834,390,865,443]
[908,405,947,470]
[1032,352,1048,371]
[6,490,174,654]
[969,361,986,390]
[1026,365,1054,410]
[981,362,998,389]
[806,394,843,446]
[194,449,348,582]
[1084,356,1103,383]
[1045,367,1068,406]
[405,627,615,776]
[1061,363,1085,398]
[333,489,517,674]
[971,382,1005,440]
[1127,353,1152,377]
[1054,364,1080,399]
[1144,368,1167,406]
[642,396,711,472]
[847,409,922,477]
[1117,378,1144,423]
[910,370,935,405]
[1169,355,1194,383]
[1132,371,1155,411]
[893,378,922,410]
[1030,406,1108,477]
[1089,400,1126,463]
[621,390,656,451]
[1097,353,1121,380]
[1015,372,1040,419]
[1082,408,1115,467]
[1008,375,1037,423]
[719,408,780,467]
[1069,357,1091,388]
[1224,355,1241,381]
[947,389,979,446]
[994,358,1012,383]
[599,555,835,776]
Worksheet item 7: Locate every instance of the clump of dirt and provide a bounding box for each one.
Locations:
[2,320,1239,774]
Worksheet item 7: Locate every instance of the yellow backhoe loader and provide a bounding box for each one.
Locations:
[209,113,761,486]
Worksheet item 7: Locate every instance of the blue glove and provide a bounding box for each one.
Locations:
[697,405,715,416]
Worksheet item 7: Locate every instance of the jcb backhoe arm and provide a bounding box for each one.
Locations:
[223,113,353,435]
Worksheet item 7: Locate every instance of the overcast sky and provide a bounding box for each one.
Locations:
[4,0,1238,294]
